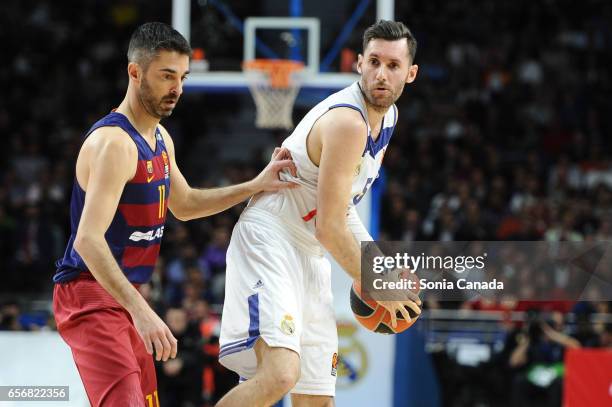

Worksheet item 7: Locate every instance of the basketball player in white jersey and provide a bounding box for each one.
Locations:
[217,21,420,407]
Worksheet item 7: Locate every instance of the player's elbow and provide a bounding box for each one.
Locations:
[168,191,197,221]
[171,207,192,221]
[73,233,96,259]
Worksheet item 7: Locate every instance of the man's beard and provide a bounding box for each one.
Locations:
[139,77,176,119]
[360,80,403,113]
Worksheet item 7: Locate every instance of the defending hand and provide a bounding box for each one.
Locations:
[253,146,299,192]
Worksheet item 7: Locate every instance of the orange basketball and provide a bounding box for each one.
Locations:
[350,280,420,334]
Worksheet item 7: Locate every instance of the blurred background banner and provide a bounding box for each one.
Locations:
[0,332,88,407]
[563,348,612,406]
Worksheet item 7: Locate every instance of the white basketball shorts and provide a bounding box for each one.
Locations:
[219,207,338,396]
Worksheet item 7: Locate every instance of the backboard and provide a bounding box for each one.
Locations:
[173,0,396,93]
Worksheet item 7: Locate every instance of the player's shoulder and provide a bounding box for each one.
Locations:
[317,107,368,136]
[83,126,136,158]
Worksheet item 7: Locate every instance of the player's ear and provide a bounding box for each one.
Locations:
[127,62,141,83]
[356,54,363,74]
[405,64,418,84]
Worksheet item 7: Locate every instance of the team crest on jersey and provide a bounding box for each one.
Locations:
[280,314,295,336]
[146,160,153,174]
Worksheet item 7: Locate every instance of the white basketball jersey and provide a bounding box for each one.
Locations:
[248,81,398,252]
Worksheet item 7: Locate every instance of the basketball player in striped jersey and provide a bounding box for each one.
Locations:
[53,23,297,407]
[218,21,421,406]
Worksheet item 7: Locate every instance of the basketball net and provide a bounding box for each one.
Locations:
[243,59,304,130]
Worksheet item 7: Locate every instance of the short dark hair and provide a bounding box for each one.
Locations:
[127,22,191,69]
[362,20,417,63]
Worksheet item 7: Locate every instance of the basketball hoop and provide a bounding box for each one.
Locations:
[243,59,304,129]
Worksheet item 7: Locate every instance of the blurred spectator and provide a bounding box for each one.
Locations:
[156,308,204,407]
[504,310,580,407]
[199,226,230,304]
[14,204,60,293]
[572,312,600,347]
[600,323,612,348]
[0,302,22,331]
[165,244,201,306]
[192,299,238,405]
[200,226,229,276]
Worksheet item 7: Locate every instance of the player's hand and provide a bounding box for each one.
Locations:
[253,146,299,192]
[376,267,422,328]
[132,307,178,362]
[270,146,293,162]
[377,299,422,329]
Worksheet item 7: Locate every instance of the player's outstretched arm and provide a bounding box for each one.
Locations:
[73,128,177,362]
[158,126,298,221]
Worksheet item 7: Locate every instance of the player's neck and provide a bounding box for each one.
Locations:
[116,91,160,140]
[357,81,389,141]
[365,106,386,141]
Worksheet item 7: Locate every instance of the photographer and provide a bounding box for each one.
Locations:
[505,310,580,407]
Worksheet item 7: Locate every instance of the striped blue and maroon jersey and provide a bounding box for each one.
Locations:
[54,112,171,284]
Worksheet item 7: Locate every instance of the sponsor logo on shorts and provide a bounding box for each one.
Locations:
[336,322,368,388]
[280,314,295,336]
[331,352,338,377]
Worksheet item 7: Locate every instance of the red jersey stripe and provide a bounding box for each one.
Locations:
[118,203,166,226]
[122,244,161,268]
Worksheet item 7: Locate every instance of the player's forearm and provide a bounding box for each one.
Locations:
[180,180,259,220]
[318,222,400,285]
[74,234,150,315]
[316,223,362,280]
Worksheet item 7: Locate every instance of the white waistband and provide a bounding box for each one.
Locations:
[240,207,324,257]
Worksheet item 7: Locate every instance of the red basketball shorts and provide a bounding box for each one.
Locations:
[53,274,158,407]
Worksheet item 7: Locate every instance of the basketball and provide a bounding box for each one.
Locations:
[350,280,420,334]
